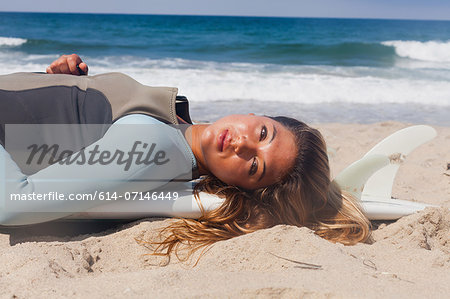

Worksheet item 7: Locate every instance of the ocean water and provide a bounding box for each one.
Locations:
[0,12,449,125]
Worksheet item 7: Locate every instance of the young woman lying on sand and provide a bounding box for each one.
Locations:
[0,54,370,262]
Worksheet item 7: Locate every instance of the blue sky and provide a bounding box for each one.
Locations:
[1,0,450,20]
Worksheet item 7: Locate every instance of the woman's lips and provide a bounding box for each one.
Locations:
[218,129,229,152]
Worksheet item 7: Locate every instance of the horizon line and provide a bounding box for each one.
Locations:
[1,10,450,22]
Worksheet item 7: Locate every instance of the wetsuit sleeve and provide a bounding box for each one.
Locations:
[0,114,194,226]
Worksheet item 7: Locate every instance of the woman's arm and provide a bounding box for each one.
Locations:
[46,54,89,76]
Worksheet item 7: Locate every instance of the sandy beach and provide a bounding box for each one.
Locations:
[0,121,449,298]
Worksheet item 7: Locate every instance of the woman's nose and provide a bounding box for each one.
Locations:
[233,135,256,158]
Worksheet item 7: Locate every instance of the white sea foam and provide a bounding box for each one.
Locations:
[383,40,450,63]
[0,54,449,107]
[87,57,450,106]
[0,37,27,47]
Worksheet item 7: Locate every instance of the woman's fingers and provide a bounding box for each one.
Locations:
[59,58,71,74]
[66,54,80,74]
[46,61,62,74]
[46,54,88,75]
[77,62,89,75]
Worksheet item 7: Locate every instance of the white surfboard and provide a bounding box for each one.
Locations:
[63,125,440,221]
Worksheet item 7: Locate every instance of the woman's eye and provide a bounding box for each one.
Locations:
[249,157,258,176]
[260,125,267,141]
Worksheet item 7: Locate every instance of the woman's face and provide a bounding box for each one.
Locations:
[200,114,297,190]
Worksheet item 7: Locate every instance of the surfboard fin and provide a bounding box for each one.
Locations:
[333,154,390,201]
[333,125,438,220]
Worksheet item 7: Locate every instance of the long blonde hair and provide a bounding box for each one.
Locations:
[137,116,371,265]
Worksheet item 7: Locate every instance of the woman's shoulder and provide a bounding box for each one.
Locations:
[113,114,165,125]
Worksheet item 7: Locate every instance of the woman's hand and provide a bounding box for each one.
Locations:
[46,54,89,76]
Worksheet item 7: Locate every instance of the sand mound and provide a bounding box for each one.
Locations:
[372,207,449,254]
